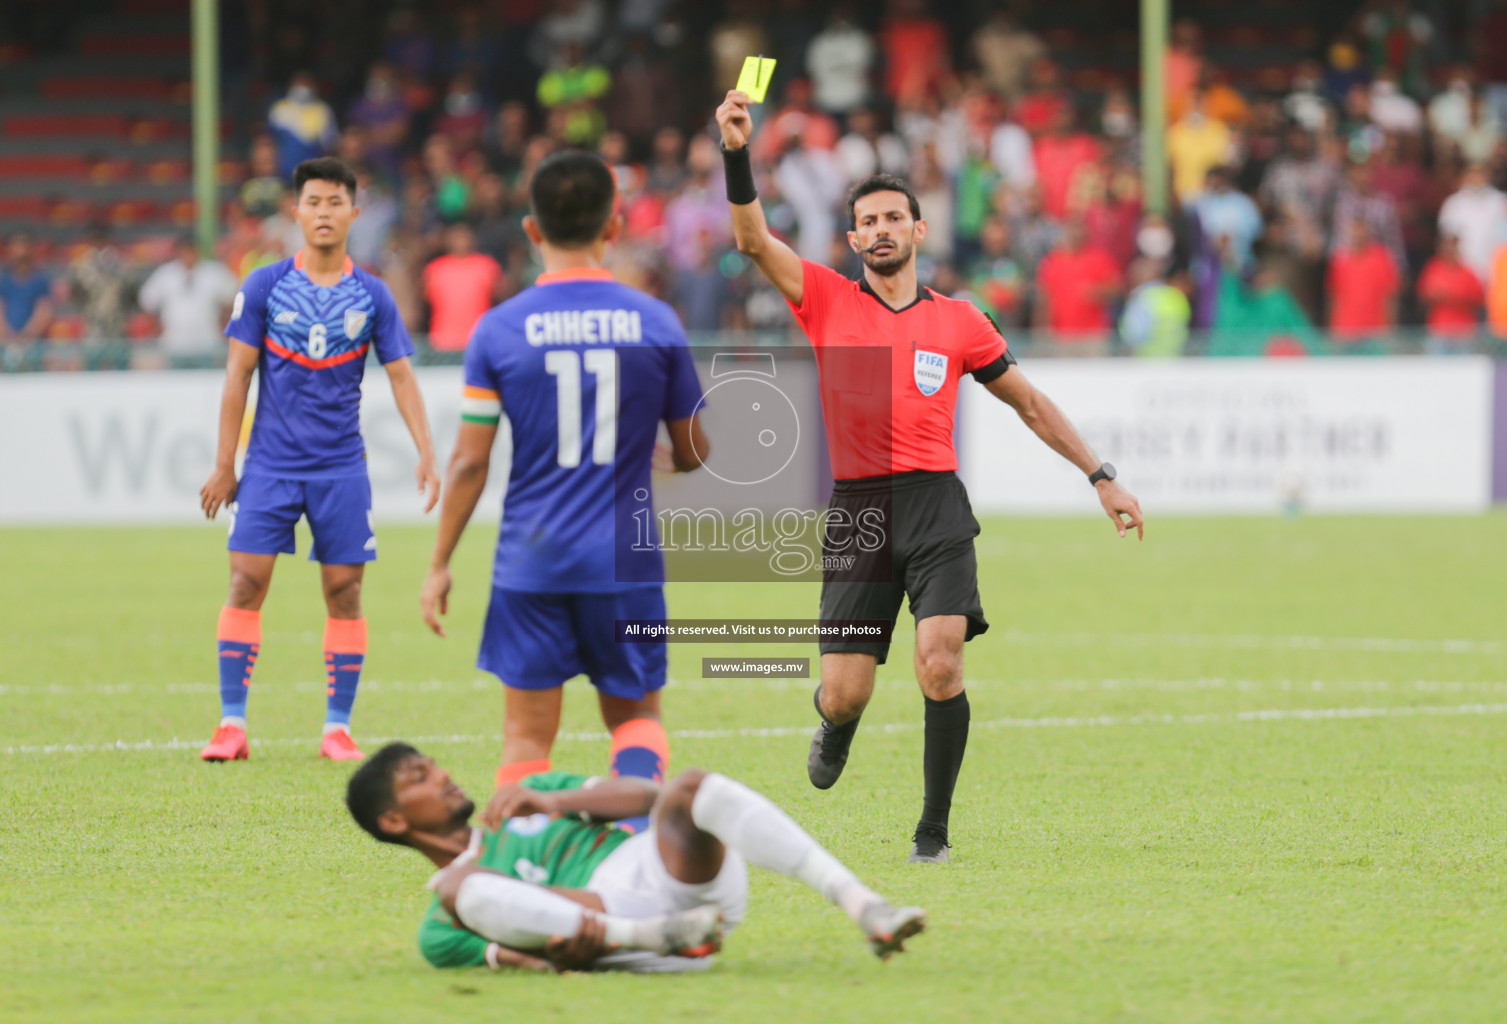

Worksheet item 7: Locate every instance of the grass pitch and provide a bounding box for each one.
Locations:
[3,515,1506,1023]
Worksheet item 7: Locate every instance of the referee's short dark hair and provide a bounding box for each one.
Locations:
[294,156,357,201]
[530,149,616,248]
[847,174,923,230]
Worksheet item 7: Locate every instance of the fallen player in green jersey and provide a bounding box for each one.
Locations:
[346,743,926,971]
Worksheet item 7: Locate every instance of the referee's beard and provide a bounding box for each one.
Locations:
[859,237,914,276]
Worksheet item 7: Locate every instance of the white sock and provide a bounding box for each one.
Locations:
[453,873,683,954]
[690,772,880,923]
[219,716,246,730]
[322,722,350,735]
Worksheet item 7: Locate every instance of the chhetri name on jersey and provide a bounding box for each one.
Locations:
[524,309,643,346]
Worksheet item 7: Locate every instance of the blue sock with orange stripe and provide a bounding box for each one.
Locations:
[610,718,670,834]
[323,617,367,731]
[216,607,260,726]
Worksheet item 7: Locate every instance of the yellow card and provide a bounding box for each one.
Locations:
[735,56,777,103]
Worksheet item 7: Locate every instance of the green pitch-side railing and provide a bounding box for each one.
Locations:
[1,329,1504,373]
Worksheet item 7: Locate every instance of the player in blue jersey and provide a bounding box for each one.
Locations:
[198,157,440,764]
[420,150,707,803]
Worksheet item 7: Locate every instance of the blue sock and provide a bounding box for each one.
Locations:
[323,618,366,729]
[216,607,260,723]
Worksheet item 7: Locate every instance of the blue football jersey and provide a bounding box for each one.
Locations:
[225,253,413,478]
[462,268,704,592]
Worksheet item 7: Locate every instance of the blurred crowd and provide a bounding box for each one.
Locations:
[12,0,1507,367]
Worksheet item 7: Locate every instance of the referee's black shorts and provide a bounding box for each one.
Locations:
[818,469,987,665]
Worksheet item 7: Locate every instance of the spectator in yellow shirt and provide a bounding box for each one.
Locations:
[1167,91,1233,202]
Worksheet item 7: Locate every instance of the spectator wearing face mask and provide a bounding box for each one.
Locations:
[435,72,488,156]
[268,72,338,179]
[1368,67,1423,135]
[348,62,410,183]
[1284,61,1332,134]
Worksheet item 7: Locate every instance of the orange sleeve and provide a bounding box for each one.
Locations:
[959,301,1008,372]
[787,259,845,344]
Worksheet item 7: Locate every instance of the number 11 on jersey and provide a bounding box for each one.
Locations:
[544,349,618,468]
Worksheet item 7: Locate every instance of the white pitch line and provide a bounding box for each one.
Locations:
[998,629,1506,656]
[10,675,1507,699]
[6,701,1507,756]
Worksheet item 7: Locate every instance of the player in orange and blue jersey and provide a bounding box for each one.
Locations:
[198,157,440,764]
[419,150,707,814]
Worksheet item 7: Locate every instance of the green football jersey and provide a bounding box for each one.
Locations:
[417,771,633,968]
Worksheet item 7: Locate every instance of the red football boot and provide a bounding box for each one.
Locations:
[320,728,365,761]
[200,724,249,762]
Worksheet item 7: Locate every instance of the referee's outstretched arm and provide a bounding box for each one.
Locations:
[715,90,806,306]
[983,369,1145,539]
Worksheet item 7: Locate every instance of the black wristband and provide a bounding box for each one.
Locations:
[721,143,757,205]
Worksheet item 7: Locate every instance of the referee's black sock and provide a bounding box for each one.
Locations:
[919,690,970,834]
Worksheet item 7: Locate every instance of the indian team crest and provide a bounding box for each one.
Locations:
[344,308,368,338]
[913,348,947,396]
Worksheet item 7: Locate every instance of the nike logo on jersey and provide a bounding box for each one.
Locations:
[274,310,300,325]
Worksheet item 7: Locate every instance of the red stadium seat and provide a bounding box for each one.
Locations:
[79,34,188,57]
[0,155,91,177]
[42,77,178,101]
[0,197,50,218]
[2,114,129,138]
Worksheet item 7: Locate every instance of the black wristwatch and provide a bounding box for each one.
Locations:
[1088,462,1116,486]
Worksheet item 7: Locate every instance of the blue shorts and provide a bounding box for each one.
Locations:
[228,473,375,564]
[479,587,667,699]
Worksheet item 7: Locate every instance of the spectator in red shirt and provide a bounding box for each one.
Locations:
[423,222,506,352]
[1033,105,1102,220]
[1034,219,1123,348]
[1327,221,1401,343]
[880,0,950,103]
[1417,233,1484,353]
[751,79,840,166]
[1014,56,1071,137]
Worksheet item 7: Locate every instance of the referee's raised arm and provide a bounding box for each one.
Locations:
[715,90,805,305]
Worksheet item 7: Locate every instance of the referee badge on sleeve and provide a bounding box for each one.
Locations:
[913,349,948,396]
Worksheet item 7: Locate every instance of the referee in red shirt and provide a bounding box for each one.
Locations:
[715,91,1145,863]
